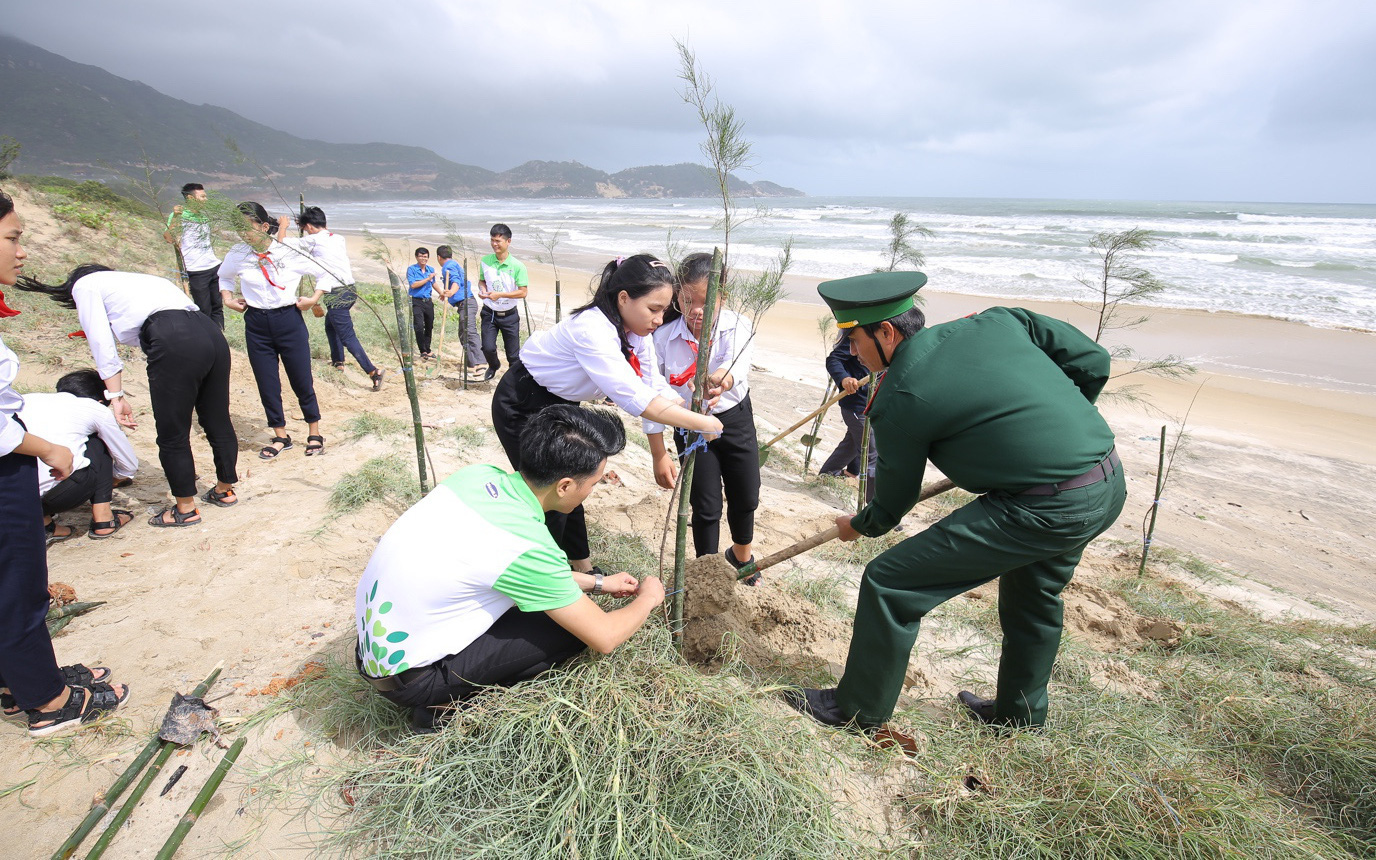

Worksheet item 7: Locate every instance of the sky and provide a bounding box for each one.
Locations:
[5,0,1376,203]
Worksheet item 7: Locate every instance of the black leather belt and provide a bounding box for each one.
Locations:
[486,307,516,317]
[1019,448,1120,496]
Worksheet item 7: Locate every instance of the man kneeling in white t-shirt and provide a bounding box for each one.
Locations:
[355,404,663,731]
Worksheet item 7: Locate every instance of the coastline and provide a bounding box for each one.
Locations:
[344,231,1376,465]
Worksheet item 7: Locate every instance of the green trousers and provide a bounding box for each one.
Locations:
[835,465,1127,727]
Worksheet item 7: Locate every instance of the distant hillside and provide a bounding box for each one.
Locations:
[0,34,803,200]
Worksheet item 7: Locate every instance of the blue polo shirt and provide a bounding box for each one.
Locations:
[406,263,435,299]
[442,260,471,304]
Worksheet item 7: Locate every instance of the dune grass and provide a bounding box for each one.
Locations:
[328,455,423,514]
[341,411,408,441]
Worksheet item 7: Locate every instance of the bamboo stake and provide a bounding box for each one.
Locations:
[52,663,223,860]
[46,601,106,622]
[1138,425,1168,577]
[671,247,723,647]
[153,737,247,860]
[759,374,873,464]
[387,269,429,495]
[429,291,450,379]
[461,259,470,392]
[522,296,532,336]
[857,416,872,511]
[554,278,562,323]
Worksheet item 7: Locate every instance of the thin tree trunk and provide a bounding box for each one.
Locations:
[671,247,723,648]
[801,380,835,474]
[1138,425,1167,576]
[388,269,429,494]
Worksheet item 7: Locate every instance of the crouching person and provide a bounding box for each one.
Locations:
[355,404,663,731]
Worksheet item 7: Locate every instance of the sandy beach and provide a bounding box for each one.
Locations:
[1,199,1371,855]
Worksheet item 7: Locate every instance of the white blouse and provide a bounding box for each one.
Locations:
[0,333,26,457]
[295,231,354,290]
[646,309,753,434]
[18,392,139,496]
[72,271,199,380]
[219,239,331,309]
[518,308,678,422]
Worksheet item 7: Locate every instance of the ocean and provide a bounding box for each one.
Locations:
[323,196,1376,332]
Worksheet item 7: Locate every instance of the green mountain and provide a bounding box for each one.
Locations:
[0,34,803,200]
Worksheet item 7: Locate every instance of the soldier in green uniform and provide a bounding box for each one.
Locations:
[783,272,1127,732]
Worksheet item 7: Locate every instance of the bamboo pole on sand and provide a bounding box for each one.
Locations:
[670,247,723,648]
[51,663,224,860]
[387,268,430,495]
[152,737,247,860]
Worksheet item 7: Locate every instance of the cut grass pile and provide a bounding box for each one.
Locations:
[328,455,423,514]
[342,411,408,440]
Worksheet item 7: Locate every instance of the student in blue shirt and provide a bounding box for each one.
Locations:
[406,247,437,360]
[437,245,484,374]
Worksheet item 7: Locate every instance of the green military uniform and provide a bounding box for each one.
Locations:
[821,274,1127,728]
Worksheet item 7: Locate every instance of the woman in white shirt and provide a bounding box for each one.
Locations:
[0,190,130,737]
[647,253,762,580]
[219,201,329,458]
[491,254,723,572]
[20,369,139,542]
[17,264,240,527]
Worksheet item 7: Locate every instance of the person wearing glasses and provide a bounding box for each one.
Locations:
[491,254,723,576]
[646,252,762,581]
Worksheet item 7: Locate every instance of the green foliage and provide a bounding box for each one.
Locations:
[0,135,21,178]
[875,212,933,280]
[342,412,408,440]
[328,455,422,514]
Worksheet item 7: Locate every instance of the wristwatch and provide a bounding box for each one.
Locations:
[104,390,125,400]
[592,573,604,595]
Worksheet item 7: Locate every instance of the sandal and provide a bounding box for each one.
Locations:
[2,664,112,717]
[259,435,293,460]
[27,682,130,738]
[201,486,238,508]
[148,506,201,528]
[304,434,325,456]
[331,361,346,369]
[45,519,75,547]
[370,369,386,392]
[88,509,133,540]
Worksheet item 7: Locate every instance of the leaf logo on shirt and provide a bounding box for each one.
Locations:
[360,583,411,676]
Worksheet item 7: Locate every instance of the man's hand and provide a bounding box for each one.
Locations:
[40,441,74,481]
[841,376,861,395]
[653,451,678,489]
[835,514,860,542]
[601,572,641,598]
[635,575,666,607]
[276,215,293,237]
[223,292,247,313]
[110,398,137,430]
[295,296,317,311]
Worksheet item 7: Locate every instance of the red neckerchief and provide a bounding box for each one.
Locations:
[669,340,700,387]
[0,289,19,318]
[255,250,283,289]
[862,370,885,416]
[68,330,87,338]
[627,352,642,378]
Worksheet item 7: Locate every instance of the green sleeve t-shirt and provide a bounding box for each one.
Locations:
[852,307,1116,536]
[355,465,583,677]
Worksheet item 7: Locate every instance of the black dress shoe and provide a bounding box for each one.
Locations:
[483,368,498,382]
[780,687,878,730]
[956,690,997,724]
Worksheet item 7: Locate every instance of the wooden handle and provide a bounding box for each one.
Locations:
[735,476,958,580]
[760,373,873,452]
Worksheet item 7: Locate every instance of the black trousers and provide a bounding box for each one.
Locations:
[325,288,376,374]
[491,361,590,560]
[370,607,585,720]
[672,396,761,557]
[41,435,112,516]
[480,306,521,371]
[141,309,239,497]
[0,436,66,710]
[411,297,434,354]
[243,305,320,429]
[187,265,224,330]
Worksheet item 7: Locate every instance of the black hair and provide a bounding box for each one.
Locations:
[572,254,676,360]
[181,182,205,198]
[15,264,114,310]
[237,201,270,223]
[297,205,327,229]
[55,369,108,405]
[665,251,728,324]
[0,189,13,221]
[414,247,429,257]
[436,245,453,259]
[519,404,626,486]
[857,307,926,366]
[490,223,512,240]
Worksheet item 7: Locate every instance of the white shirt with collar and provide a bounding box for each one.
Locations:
[0,333,27,457]
[219,239,331,309]
[645,309,752,434]
[18,392,139,496]
[72,271,200,380]
[518,307,679,423]
[295,231,354,290]
[176,213,221,272]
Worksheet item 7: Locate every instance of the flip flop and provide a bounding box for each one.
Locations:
[88,509,133,540]
[148,507,201,528]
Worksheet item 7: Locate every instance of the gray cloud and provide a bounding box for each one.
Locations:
[4,0,1374,201]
